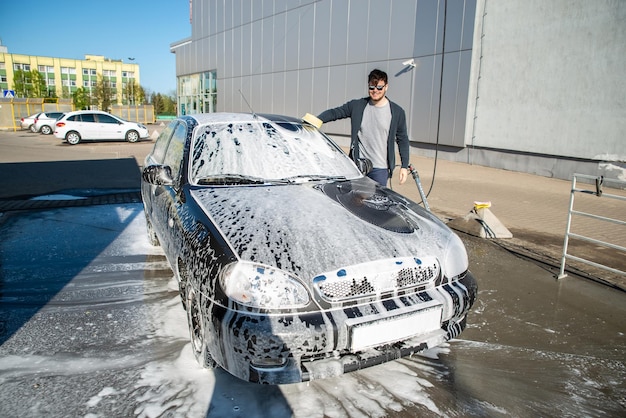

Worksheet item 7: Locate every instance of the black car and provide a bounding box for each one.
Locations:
[141,113,477,384]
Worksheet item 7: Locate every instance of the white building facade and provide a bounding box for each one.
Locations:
[171,0,625,181]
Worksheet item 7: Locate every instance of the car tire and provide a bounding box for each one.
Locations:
[186,285,217,369]
[40,125,52,135]
[66,131,81,145]
[29,125,37,133]
[126,130,140,143]
[145,213,160,246]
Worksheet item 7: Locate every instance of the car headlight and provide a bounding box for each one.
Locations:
[442,233,469,280]
[220,262,310,309]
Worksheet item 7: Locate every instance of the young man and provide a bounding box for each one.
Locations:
[316,69,410,186]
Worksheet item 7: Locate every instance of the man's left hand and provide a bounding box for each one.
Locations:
[399,168,408,185]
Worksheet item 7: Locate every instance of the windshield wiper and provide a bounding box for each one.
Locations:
[196,174,266,185]
[278,174,347,183]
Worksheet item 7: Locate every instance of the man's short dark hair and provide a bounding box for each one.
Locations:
[368,69,388,85]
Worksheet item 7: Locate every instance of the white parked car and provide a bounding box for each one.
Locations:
[54,110,150,145]
[33,112,65,135]
[20,113,42,132]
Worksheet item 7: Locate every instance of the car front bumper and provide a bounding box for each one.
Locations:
[204,271,477,384]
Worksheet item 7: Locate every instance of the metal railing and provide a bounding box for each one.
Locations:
[558,174,626,279]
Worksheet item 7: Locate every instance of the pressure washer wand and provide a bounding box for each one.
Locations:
[408,163,430,211]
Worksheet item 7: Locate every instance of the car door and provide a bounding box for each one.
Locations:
[76,112,98,139]
[150,121,188,258]
[95,113,124,140]
[143,120,177,236]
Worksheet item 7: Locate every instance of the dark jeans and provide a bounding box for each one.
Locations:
[367,168,388,186]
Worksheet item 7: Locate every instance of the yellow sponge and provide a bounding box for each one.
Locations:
[302,113,323,129]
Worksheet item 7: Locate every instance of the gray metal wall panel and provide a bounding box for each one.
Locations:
[313,0,331,68]
[438,51,466,147]
[299,4,315,69]
[443,0,465,52]
[251,21,263,74]
[285,9,300,71]
[298,68,314,116]
[389,0,418,59]
[273,13,286,72]
[252,1,263,21]
[273,72,286,115]
[285,71,299,115]
[176,0,475,149]
[265,0,276,18]
[241,24,251,76]
[225,1,234,31]
[241,0,252,25]
[224,30,233,78]
[411,55,439,143]
[215,0,225,34]
[262,17,275,73]
[233,29,242,78]
[414,0,441,57]
[261,73,274,113]
[210,0,219,36]
[329,1,349,65]
[367,1,392,62]
[232,0,242,28]
[461,0,476,50]
[312,67,330,113]
[347,2,368,63]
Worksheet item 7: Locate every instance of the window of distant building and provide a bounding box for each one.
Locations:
[176,70,217,116]
[14,63,31,71]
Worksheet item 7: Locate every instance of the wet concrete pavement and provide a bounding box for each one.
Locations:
[0,203,624,417]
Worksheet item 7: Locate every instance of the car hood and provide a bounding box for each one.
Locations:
[191,177,454,279]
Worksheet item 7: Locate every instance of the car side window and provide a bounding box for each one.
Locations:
[162,122,187,182]
[80,113,96,123]
[97,114,119,124]
[150,121,177,164]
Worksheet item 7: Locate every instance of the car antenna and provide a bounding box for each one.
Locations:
[239,90,257,119]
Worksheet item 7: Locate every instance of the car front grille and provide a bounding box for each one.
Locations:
[313,256,440,302]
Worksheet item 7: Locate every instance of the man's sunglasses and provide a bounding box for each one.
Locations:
[368,84,386,91]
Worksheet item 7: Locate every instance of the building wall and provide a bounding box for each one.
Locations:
[173,0,476,148]
[0,53,140,105]
[465,0,626,180]
[172,0,625,181]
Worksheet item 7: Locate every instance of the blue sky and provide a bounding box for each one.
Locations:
[1,0,191,95]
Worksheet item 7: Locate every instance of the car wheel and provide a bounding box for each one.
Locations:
[66,131,81,145]
[126,130,139,143]
[41,125,52,135]
[145,213,160,246]
[187,285,216,369]
[29,124,37,133]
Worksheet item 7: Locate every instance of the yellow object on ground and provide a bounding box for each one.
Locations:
[302,113,323,129]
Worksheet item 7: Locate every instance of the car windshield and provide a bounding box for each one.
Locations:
[190,120,362,183]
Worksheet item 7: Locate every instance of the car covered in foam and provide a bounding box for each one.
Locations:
[140,112,477,384]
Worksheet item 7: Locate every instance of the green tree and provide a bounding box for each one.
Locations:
[94,76,114,111]
[72,87,91,110]
[13,69,30,98]
[30,70,47,98]
[162,94,177,115]
[151,92,165,115]
[123,80,145,105]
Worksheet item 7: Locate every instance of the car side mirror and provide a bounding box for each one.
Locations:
[142,165,174,186]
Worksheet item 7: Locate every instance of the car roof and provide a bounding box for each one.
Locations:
[62,110,113,117]
[182,112,302,126]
